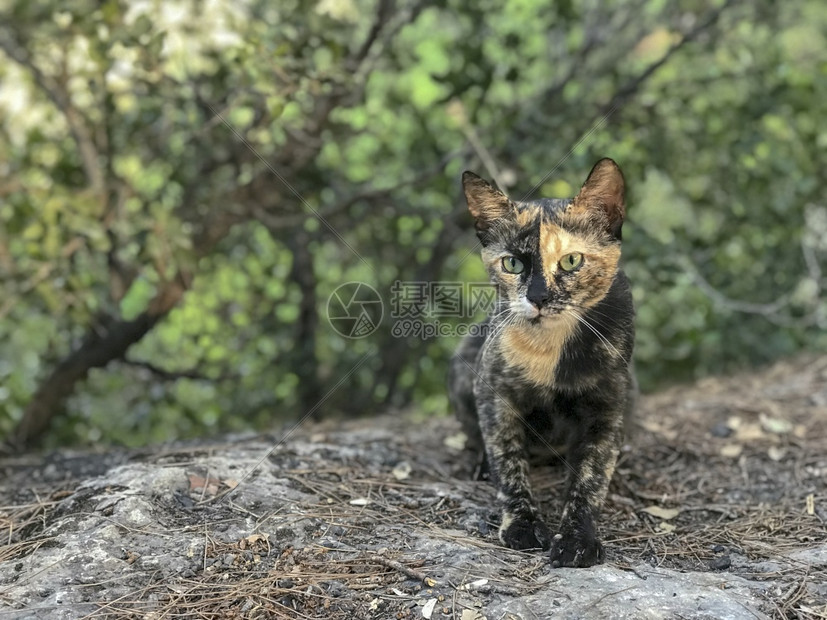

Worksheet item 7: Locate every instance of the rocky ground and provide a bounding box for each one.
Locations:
[1,355,827,619]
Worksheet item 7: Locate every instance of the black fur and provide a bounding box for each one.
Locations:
[449,160,635,568]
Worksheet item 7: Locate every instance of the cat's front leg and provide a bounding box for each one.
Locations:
[550,402,624,568]
[476,390,551,551]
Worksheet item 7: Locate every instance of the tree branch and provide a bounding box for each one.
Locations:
[121,358,239,383]
[8,274,189,449]
[0,26,104,193]
[351,0,394,67]
[252,148,462,230]
[679,255,824,329]
[598,0,739,115]
[349,0,429,88]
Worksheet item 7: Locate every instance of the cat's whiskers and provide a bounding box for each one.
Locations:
[569,309,621,358]
[573,299,628,318]
[479,311,521,362]
[486,308,513,323]
[483,313,517,355]
[558,297,621,323]
[571,308,617,330]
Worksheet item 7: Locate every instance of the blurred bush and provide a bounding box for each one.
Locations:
[0,0,825,447]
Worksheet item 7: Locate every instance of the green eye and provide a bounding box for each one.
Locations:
[501,256,524,274]
[560,252,584,272]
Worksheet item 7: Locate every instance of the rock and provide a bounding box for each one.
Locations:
[490,566,768,620]
[710,422,733,438]
[709,555,732,570]
[2,355,827,618]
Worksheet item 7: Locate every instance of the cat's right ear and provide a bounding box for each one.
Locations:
[462,171,513,232]
[571,158,626,240]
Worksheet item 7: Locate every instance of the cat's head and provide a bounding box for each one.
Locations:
[462,158,625,323]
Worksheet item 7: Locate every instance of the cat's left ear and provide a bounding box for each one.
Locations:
[462,171,514,233]
[572,158,626,240]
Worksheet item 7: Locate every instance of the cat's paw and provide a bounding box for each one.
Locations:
[499,513,552,550]
[549,530,605,568]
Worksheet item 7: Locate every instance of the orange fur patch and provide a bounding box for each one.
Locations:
[500,315,579,387]
[539,219,621,310]
[514,204,539,228]
[539,220,576,284]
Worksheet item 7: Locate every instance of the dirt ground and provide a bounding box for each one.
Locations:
[1,355,826,619]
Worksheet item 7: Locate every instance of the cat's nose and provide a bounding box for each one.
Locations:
[526,274,550,308]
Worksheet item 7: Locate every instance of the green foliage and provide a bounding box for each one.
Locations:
[1,0,825,447]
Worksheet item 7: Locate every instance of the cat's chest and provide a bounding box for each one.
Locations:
[499,321,579,388]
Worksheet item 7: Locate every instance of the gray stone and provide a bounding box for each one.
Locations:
[1,415,824,619]
[489,566,769,619]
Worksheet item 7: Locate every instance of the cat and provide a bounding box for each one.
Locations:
[448,158,635,568]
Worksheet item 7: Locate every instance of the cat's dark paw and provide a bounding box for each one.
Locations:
[549,531,605,568]
[499,514,552,550]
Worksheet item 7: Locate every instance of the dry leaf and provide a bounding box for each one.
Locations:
[734,423,765,442]
[223,479,239,489]
[641,505,681,520]
[424,577,437,587]
[760,413,793,435]
[461,611,484,620]
[244,534,268,545]
[422,598,437,618]
[188,474,207,489]
[392,461,412,481]
[767,446,786,462]
[369,598,380,611]
[443,432,467,451]
[658,522,677,533]
[806,494,815,516]
[640,418,678,440]
[188,474,221,495]
[720,443,743,458]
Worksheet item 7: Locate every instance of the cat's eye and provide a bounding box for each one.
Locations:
[501,256,524,274]
[560,252,584,272]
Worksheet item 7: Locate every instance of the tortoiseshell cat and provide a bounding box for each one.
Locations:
[448,159,635,568]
